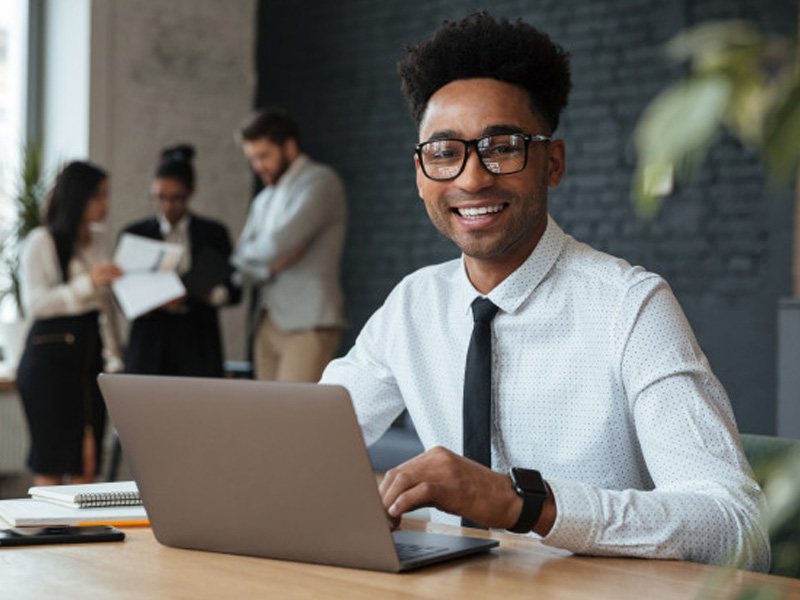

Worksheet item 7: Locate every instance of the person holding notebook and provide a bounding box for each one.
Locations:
[122,144,240,378]
[16,161,123,487]
[320,12,770,571]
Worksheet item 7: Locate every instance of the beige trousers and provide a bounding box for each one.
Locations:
[254,315,341,382]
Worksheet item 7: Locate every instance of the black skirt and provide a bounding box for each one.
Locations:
[125,304,224,377]
[16,311,106,475]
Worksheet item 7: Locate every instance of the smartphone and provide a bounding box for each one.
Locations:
[0,525,125,547]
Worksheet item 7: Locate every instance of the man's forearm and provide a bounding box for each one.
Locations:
[231,252,271,284]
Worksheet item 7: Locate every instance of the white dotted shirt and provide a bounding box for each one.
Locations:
[321,215,769,571]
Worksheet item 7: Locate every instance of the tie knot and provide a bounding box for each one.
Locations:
[471,297,499,324]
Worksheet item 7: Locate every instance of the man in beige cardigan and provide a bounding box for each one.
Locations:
[232,108,347,382]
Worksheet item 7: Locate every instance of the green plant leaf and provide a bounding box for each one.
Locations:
[763,447,800,531]
[0,141,48,318]
[763,75,800,182]
[633,76,730,214]
[666,21,763,69]
[635,76,730,163]
[725,76,773,145]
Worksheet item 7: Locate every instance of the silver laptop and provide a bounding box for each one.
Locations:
[98,374,498,572]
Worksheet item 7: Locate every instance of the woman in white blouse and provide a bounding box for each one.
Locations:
[16,161,123,487]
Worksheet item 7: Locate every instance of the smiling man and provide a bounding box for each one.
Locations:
[320,13,769,570]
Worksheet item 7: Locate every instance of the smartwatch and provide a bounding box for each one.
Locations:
[507,467,548,534]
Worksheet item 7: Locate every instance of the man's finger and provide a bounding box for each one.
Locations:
[387,481,437,518]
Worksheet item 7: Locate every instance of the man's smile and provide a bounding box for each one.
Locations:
[453,203,508,218]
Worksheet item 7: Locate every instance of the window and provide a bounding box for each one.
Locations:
[0,0,28,223]
[0,0,29,320]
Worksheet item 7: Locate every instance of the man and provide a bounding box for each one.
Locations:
[232,108,347,381]
[320,13,769,570]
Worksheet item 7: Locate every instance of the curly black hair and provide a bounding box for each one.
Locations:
[397,12,572,134]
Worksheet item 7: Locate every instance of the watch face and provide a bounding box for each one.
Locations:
[512,468,546,496]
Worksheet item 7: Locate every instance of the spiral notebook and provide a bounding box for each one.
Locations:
[28,481,141,509]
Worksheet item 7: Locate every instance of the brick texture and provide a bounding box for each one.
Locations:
[255,0,797,434]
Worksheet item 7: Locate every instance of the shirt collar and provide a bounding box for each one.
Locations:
[455,214,567,317]
[158,211,191,237]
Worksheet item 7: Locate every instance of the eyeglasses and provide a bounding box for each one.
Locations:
[152,193,189,205]
[415,133,551,181]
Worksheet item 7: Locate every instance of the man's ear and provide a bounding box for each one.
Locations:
[547,139,566,188]
[285,138,300,162]
[414,154,425,199]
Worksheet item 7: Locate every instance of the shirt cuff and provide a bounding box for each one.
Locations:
[539,477,601,554]
[232,263,271,286]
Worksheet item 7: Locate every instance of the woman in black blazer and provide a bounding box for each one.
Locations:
[123,144,240,377]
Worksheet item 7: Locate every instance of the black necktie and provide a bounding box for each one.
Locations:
[462,297,499,528]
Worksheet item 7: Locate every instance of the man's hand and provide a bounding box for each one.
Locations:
[378,446,523,530]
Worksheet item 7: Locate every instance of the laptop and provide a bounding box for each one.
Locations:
[98,374,498,572]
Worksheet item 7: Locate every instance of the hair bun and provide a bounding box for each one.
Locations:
[160,143,195,163]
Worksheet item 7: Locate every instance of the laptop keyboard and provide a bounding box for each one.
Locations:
[395,542,447,562]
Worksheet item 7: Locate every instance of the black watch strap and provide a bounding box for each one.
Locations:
[507,468,547,534]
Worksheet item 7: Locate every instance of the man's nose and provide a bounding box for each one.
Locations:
[455,150,494,192]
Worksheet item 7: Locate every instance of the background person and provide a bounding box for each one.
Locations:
[16,161,123,486]
[123,144,240,378]
[231,108,347,382]
[320,12,769,571]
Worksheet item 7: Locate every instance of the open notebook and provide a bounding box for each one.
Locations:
[98,374,498,572]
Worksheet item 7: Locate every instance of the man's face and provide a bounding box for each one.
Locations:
[243,137,293,186]
[415,78,565,274]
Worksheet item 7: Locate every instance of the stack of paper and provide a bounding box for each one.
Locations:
[0,481,148,527]
[112,233,186,320]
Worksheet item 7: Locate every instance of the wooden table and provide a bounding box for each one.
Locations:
[1,519,798,599]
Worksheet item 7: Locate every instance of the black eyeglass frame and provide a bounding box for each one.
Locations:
[415,133,551,181]
[151,192,190,205]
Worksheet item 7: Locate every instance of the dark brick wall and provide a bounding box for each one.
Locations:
[255,0,796,434]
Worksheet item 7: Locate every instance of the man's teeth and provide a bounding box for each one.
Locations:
[457,205,504,218]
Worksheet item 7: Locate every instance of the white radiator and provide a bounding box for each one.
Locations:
[0,387,29,474]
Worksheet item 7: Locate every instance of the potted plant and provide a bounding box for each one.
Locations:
[0,143,47,371]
